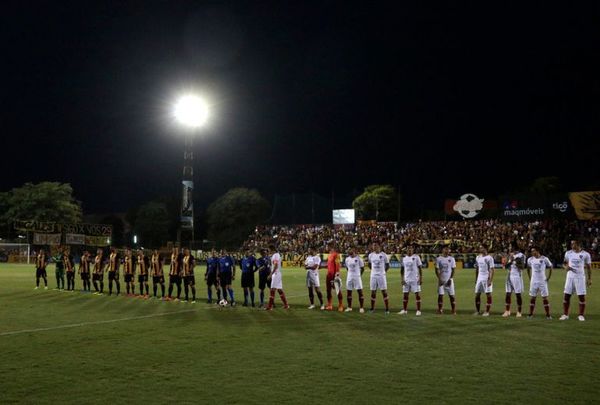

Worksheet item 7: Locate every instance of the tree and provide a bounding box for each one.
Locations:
[207,188,270,248]
[133,201,171,248]
[1,182,82,226]
[530,176,562,194]
[352,185,398,221]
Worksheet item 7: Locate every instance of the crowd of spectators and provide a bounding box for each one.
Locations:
[242,219,600,264]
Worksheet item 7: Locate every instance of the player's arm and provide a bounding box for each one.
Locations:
[546,259,553,282]
[434,259,441,282]
[475,260,479,283]
[488,258,495,285]
[526,259,531,280]
[563,252,571,271]
[359,258,365,276]
[384,255,390,273]
[586,255,592,286]
[418,264,423,285]
[232,258,236,280]
[400,263,405,285]
[448,260,456,286]
[335,254,341,278]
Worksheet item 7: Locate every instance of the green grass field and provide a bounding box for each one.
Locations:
[1,263,599,404]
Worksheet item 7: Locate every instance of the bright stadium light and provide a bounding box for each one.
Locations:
[173,95,209,128]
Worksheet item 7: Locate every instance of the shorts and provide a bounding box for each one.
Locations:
[475,279,493,294]
[124,274,133,283]
[306,270,320,288]
[437,279,455,296]
[241,272,255,288]
[346,275,363,291]
[529,280,549,297]
[259,273,271,290]
[169,275,180,284]
[505,275,524,294]
[138,274,148,283]
[402,280,421,293]
[370,274,387,291]
[36,268,47,278]
[108,271,119,281]
[220,272,232,287]
[270,272,282,289]
[152,275,165,284]
[206,273,218,286]
[184,275,195,286]
[564,276,586,296]
[92,273,102,281]
[80,273,90,280]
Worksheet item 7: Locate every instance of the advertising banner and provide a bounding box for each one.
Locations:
[569,191,600,220]
[65,233,86,245]
[33,233,62,245]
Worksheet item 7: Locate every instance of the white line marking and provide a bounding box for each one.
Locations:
[0,309,198,337]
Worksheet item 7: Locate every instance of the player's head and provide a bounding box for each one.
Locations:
[153,249,159,255]
[246,249,252,256]
[39,249,45,254]
[269,244,276,253]
[348,247,355,256]
[480,245,488,255]
[96,248,103,255]
[260,248,267,257]
[110,246,116,253]
[442,246,450,256]
[328,242,336,253]
[308,247,315,256]
[372,243,380,252]
[172,247,179,254]
[183,248,190,255]
[571,240,581,250]
[510,242,519,253]
[407,245,414,255]
[530,246,540,257]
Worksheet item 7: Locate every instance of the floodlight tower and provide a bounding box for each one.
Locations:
[173,95,209,247]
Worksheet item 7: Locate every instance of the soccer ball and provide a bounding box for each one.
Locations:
[453,193,484,219]
[218,299,228,307]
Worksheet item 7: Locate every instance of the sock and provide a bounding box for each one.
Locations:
[338,292,343,308]
[370,295,376,310]
[383,294,389,311]
[140,284,144,295]
[93,281,99,292]
[100,281,104,293]
[516,294,522,313]
[176,284,181,299]
[217,288,222,301]
[228,288,234,302]
[416,293,421,311]
[267,290,275,308]
[475,296,481,313]
[486,295,492,313]
[125,284,129,294]
[317,291,324,305]
[358,293,364,309]
[208,287,212,301]
[222,287,227,301]
[168,284,173,298]
[578,297,585,316]
[184,285,189,300]
[563,294,571,315]
[154,284,158,297]
[529,297,536,316]
[132,285,135,295]
[191,287,196,301]
[403,293,409,311]
[244,289,249,304]
[308,288,314,305]
[438,295,443,311]
[505,293,511,312]
[36,277,40,287]
[347,291,352,308]
[450,296,456,312]
[115,281,120,294]
[543,298,550,316]
[279,290,288,306]
[44,278,48,287]
[260,290,265,305]
[250,291,255,305]
[160,284,164,297]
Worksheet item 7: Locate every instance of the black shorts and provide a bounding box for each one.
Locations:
[241,272,255,288]
[81,273,90,280]
[169,275,180,284]
[259,274,270,290]
[108,271,118,281]
[184,275,195,286]
[153,275,165,284]
[124,274,133,283]
[92,273,103,281]
[138,274,148,283]
[36,268,47,278]
[206,273,218,286]
[219,272,232,287]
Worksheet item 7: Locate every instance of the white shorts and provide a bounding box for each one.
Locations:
[505,275,524,294]
[564,276,586,296]
[306,270,320,288]
[346,275,363,291]
[270,272,283,290]
[475,279,492,294]
[370,274,387,291]
[529,280,549,297]
[402,280,421,293]
[437,279,455,296]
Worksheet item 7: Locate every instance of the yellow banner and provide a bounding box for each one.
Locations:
[569,191,600,220]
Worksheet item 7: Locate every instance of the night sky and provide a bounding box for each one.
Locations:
[2,1,599,214]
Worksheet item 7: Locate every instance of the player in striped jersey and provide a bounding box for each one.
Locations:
[107,247,121,296]
[474,245,495,316]
[137,250,150,298]
[78,250,91,292]
[526,246,552,319]
[92,249,105,295]
[123,248,135,296]
[344,248,365,313]
[63,249,75,291]
[305,247,324,310]
[560,240,592,321]
[182,248,196,303]
[34,249,49,290]
[151,250,165,299]
[166,247,182,301]
[503,244,525,318]
[435,246,457,314]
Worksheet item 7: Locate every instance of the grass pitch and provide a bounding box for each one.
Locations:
[1,263,599,404]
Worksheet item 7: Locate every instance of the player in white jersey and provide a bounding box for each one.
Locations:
[474,245,495,316]
[265,245,289,310]
[344,248,365,313]
[435,246,457,315]
[305,247,324,310]
[398,245,423,316]
[560,240,592,321]
[503,244,526,318]
[526,246,553,319]
[368,243,390,314]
